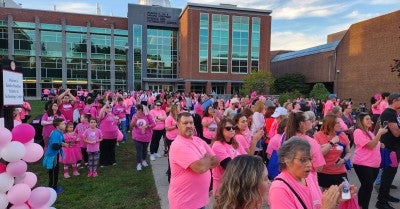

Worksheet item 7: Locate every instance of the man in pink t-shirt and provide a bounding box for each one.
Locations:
[168,112,219,209]
[57,89,76,123]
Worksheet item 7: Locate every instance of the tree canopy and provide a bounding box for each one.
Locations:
[241,71,275,96]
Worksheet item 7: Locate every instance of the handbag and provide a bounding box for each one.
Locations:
[339,195,360,209]
[267,133,285,179]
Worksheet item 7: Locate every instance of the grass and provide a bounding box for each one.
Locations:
[26,100,161,209]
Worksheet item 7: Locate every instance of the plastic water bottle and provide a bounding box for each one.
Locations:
[342,177,351,200]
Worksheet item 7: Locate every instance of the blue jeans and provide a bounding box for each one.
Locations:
[374,168,383,185]
[119,120,127,142]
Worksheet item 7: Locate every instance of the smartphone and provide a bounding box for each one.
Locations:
[382,121,389,127]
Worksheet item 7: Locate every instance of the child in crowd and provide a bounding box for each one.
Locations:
[83,118,103,177]
[61,122,82,178]
[75,114,90,168]
[42,118,67,193]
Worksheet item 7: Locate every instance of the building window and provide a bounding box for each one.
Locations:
[251,17,260,73]
[232,16,249,74]
[147,28,178,79]
[212,84,225,94]
[199,13,209,73]
[41,30,62,57]
[211,14,229,73]
[133,24,142,87]
[0,21,8,55]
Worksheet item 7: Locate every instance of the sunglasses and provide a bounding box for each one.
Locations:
[224,126,236,131]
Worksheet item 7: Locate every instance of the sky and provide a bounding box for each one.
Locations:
[14,0,400,51]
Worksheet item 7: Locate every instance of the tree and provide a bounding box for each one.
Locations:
[278,90,302,105]
[309,83,330,101]
[272,73,310,95]
[241,71,275,96]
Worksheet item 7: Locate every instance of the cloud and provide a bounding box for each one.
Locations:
[56,2,97,14]
[271,31,325,51]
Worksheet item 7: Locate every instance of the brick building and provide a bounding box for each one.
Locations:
[271,10,400,104]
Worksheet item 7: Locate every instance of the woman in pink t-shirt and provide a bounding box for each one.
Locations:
[164,104,180,152]
[41,102,66,151]
[149,101,167,160]
[233,112,263,155]
[314,115,351,189]
[285,112,326,178]
[266,118,288,158]
[352,113,388,209]
[202,105,220,144]
[269,137,356,209]
[211,118,246,195]
[98,102,119,167]
[214,155,270,209]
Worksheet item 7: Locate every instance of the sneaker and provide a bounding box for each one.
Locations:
[136,164,142,171]
[391,184,398,189]
[87,172,93,177]
[116,142,120,146]
[55,186,63,194]
[92,172,98,177]
[155,153,162,158]
[384,195,400,203]
[73,171,80,176]
[150,154,156,161]
[142,161,149,167]
[375,201,395,209]
[112,162,117,166]
[64,173,70,179]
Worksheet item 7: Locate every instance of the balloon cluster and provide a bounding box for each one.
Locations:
[0,124,57,209]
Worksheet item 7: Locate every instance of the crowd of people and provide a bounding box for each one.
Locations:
[11,88,400,209]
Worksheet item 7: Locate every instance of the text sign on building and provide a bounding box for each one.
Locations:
[146,11,178,25]
[2,70,23,106]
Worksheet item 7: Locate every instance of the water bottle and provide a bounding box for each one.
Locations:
[341,177,351,200]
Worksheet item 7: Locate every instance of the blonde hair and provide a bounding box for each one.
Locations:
[253,100,265,113]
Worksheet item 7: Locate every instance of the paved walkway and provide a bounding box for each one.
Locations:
[151,140,400,209]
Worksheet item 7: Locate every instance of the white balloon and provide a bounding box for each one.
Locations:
[45,187,57,207]
[0,127,12,148]
[0,173,14,193]
[0,193,9,209]
[1,141,26,162]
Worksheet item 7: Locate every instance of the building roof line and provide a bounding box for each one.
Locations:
[180,3,272,18]
[271,40,339,62]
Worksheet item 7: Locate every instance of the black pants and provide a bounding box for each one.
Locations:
[150,129,165,154]
[134,140,149,163]
[165,137,174,183]
[353,164,379,209]
[378,166,398,201]
[81,147,88,163]
[48,155,60,190]
[100,139,117,166]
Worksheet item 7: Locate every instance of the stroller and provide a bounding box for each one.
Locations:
[30,114,44,148]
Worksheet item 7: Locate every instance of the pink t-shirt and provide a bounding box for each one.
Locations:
[123,98,133,115]
[338,118,348,131]
[269,119,278,138]
[112,104,126,121]
[269,170,322,209]
[379,101,388,114]
[352,129,381,168]
[131,114,155,142]
[75,122,90,148]
[82,128,103,152]
[235,133,250,151]
[149,109,167,130]
[296,133,326,176]
[211,141,246,195]
[43,89,50,95]
[194,103,203,118]
[168,135,215,209]
[314,131,349,174]
[99,112,119,139]
[41,113,65,138]
[202,116,217,140]
[323,100,334,116]
[266,133,284,156]
[59,102,74,122]
[165,115,178,140]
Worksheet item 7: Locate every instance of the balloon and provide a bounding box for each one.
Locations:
[1,141,26,162]
[22,142,44,163]
[0,193,9,209]
[0,173,14,193]
[117,130,123,142]
[28,187,51,208]
[0,162,6,173]
[11,124,35,144]
[6,183,31,205]
[6,160,27,177]
[18,172,37,188]
[9,204,30,209]
[45,187,57,207]
[0,127,12,147]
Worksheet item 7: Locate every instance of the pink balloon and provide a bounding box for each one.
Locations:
[1,141,26,162]
[28,187,51,208]
[11,124,35,144]
[0,127,12,147]
[6,183,31,205]
[45,187,57,207]
[6,160,27,177]
[117,130,123,142]
[22,142,44,163]
[9,203,30,209]
[20,172,37,188]
[0,162,6,173]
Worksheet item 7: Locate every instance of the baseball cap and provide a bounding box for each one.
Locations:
[271,107,288,118]
[230,98,239,104]
[264,100,275,108]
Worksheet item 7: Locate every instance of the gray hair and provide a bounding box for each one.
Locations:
[304,111,316,121]
[278,137,311,170]
[332,106,342,115]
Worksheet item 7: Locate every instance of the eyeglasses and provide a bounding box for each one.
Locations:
[293,157,312,164]
[224,126,236,131]
[156,104,161,106]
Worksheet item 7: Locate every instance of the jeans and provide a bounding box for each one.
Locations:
[378,166,398,201]
[150,129,165,154]
[353,164,379,209]
[119,120,127,142]
[134,140,149,163]
[374,168,383,185]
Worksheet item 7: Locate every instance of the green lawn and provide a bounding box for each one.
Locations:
[26,100,161,209]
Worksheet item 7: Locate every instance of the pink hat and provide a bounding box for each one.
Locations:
[374,93,381,100]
